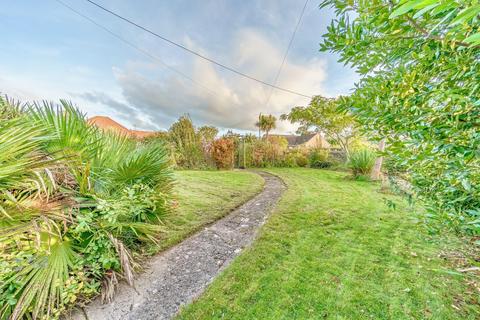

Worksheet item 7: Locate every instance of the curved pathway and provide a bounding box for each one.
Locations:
[72,171,285,320]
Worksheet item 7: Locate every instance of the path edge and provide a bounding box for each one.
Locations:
[65,170,282,320]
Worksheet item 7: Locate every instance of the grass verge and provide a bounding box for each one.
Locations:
[177,168,479,320]
[153,170,264,252]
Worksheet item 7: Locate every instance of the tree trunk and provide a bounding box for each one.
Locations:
[371,139,385,180]
[258,113,262,139]
[243,139,246,168]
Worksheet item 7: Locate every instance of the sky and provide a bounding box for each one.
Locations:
[0,0,358,134]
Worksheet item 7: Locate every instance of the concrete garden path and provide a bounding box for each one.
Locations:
[71,171,285,320]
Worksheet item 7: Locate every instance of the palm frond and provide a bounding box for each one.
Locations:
[28,100,102,194]
[107,234,135,286]
[0,118,57,219]
[0,94,26,120]
[107,143,174,192]
[1,239,75,320]
[0,97,174,318]
[0,118,48,189]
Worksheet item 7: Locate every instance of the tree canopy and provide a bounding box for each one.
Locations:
[198,125,219,145]
[281,96,357,156]
[255,114,277,138]
[320,0,480,233]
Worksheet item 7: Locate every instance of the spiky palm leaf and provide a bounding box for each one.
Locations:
[349,149,376,176]
[1,98,174,318]
[108,144,173,190]
[0,118,57,218]
[1,239,75,320]
[92,131,173,196]
[29,100,101,194]
[0,119,47,188]
[0,94,25,120]
[90,131,137,193]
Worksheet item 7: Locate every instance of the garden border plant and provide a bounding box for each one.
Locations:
[0,97,174,320]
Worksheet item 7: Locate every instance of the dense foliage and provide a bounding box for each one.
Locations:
[211,138,235,169]
[281,96,358,157]
[255,114,277,138]
[0,98,173,319]
[320,0,480,233]
[308,148,333,169]
[168,115,207,169]
[144,116,221,169]
[144,115,353,171]
[237,136,286,168]
[233,135,339,169]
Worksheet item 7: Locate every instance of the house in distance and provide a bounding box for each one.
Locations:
[270,133,330,150]
[88,116,157,140]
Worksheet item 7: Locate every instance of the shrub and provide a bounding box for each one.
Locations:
[295,154,309,167]
[263,136,288,166]
[168,115,205,169]
[309,148,332,169]
[283,151,308,168]
[320,1,480,233]
[239,137,288,168]
[0,100,173,319]
[348,149,376,177]
[282,152,298,167]
[211,138,235,169]
[250,140,267,167]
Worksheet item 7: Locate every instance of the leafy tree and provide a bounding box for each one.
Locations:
[168,115,205,168]
[281,96,357,157]
[320,0,480,233]
[243,133,258,143]
[198,125,218,145]
[255,114,277,139]
[197,126,219,167]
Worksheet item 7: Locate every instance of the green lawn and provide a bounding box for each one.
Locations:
[154,170,264,252]
[178,168,479,319]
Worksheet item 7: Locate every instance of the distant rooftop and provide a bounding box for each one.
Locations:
[88,116,157,139]
[271,133,318,146]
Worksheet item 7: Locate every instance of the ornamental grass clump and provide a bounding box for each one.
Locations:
[348,149,376,178]
[0,97,173,319]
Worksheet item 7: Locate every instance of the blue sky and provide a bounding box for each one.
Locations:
[0,0,358,133]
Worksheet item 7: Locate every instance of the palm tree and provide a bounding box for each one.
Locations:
[255,114,277,139]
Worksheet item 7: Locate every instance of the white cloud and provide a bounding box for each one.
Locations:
[95,28,327,133]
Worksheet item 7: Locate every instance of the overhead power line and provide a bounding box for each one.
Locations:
[54,0,225,99]
[265,0,310,107]
[83,0,312,99]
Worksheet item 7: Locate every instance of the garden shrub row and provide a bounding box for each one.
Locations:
[145,117,351,171]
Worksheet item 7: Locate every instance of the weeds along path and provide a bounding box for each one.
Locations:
[71,171,285,320]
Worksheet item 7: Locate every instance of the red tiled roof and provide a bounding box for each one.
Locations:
[88,116,157,139]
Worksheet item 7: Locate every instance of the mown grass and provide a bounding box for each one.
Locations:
[178,168,479,319]
[154,170,264,252]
